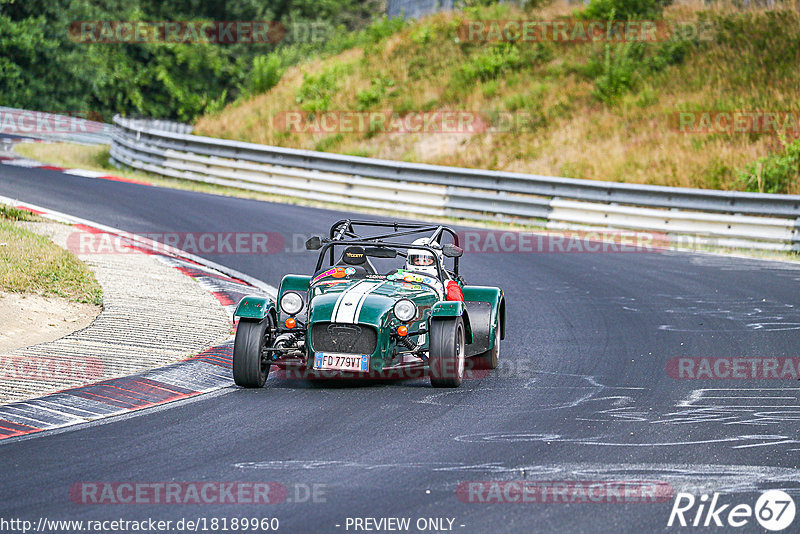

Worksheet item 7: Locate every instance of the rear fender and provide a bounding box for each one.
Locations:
[430,301,473,344]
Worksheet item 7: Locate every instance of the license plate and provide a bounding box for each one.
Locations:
[314,352,369,372]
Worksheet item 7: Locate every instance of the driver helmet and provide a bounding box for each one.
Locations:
[405,238,442,277]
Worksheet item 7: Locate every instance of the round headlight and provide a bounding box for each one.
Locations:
[280,291,304,315]
[393,299,417,322]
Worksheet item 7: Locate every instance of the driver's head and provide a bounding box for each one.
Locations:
[408,251,435,267]
[405,239,440,277]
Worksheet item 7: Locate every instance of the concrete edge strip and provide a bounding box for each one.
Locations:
[0,196,277,443]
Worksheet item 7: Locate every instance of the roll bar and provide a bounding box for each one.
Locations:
[325,219,460,274]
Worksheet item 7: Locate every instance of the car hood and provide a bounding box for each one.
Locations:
[309,278,438,326]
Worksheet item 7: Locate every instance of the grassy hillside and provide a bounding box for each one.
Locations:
[195,1,800,194]
[0,206,102,304]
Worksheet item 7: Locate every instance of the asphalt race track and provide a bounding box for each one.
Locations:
[2,165,800,533]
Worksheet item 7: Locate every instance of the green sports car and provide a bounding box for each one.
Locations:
[232,220,505,388]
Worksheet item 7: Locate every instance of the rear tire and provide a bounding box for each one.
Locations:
[429,317,465,388]
[472,322,500,370]
[233,316,274,388]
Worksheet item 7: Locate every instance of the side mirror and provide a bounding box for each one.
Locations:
[365,247,397,258]
[442,244,463,258]
[305,236,323,250]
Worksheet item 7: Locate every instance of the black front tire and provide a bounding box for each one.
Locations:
[429,317,465,388]
[233,316,274,388]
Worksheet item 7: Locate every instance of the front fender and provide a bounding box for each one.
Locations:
[430,301,473,344]
[233,296,276,321]
[278,275,311,300]
[277,275,311,318]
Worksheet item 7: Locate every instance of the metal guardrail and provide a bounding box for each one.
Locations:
[0,107,113,145]
[110,115,800,251]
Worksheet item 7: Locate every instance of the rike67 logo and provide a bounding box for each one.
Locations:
[668,490,795,531]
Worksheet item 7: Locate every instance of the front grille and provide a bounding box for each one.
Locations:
[311,322,378,354]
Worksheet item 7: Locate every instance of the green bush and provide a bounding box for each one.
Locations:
[646,37,692,71]
[410,23,434,45]
[586,34,694,103]
[591,43,641,103]
[314,133,344,152]
[580,0,672,21]
[504,93,527,112]
[362,16,407,44]
[458,43,523,83]
[356,76,395,110]
[737,136,800,194]
[250,55,283,95]
[295,64,349,114]
[0,0,398,121]
[481,80,499,98]
[699,158,735,190]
